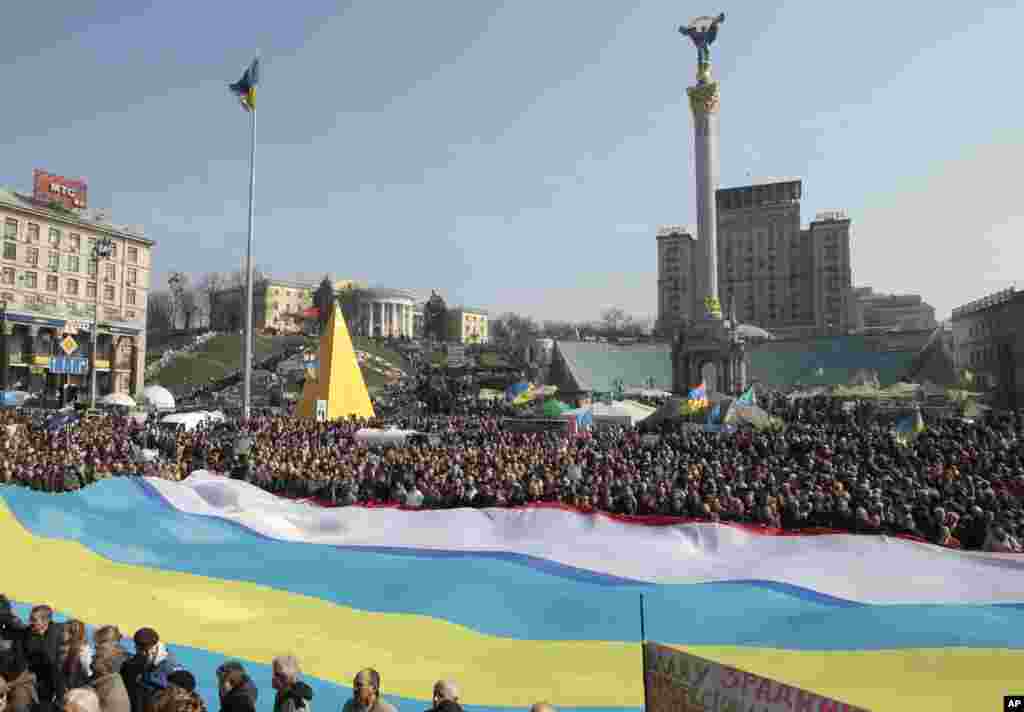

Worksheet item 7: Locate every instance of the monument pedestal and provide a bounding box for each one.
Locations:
[672,316,746,396]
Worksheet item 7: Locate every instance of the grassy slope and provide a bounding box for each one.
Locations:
[147,334,287,387]
[150,333,411,391]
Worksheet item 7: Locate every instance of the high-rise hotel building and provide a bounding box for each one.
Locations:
[657,178,853,338]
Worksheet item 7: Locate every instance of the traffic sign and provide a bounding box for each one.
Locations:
[61,335,78,355]
[49,356,88,375]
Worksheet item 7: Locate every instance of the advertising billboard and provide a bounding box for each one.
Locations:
[33,169,88,210]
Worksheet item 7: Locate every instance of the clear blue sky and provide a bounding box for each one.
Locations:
[2,1,1021,323]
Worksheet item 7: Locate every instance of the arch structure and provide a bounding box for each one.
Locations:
[671,316,747,396]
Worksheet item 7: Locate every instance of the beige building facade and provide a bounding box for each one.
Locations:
[852,287,937,331]
[210,278,315,334]
[0,188,153,397]
[447,307,489,344]
[951,288,1023,408]
[657,178,854,338]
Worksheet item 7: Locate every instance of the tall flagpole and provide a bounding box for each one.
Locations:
[242,103,256,421]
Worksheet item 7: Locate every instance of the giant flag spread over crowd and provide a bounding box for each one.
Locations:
[2,472,1023,712]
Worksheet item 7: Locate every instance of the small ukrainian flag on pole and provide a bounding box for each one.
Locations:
[229,57,260,111]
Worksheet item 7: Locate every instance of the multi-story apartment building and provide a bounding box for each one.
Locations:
[657,178,854,338]
[852,287,937,331]
[446,307,489,344]
[0,186,153,397]
[210,278,315,334]
[951,287,1024,408]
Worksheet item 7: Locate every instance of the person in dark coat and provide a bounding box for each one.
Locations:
[119,629,180,712]
[22,605,65,712]
[215,662,257,712]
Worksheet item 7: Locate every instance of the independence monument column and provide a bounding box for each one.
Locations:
[672,13,746,396]
[680,13,725,319]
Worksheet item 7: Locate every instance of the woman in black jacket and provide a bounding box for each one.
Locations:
[216,663,257,712]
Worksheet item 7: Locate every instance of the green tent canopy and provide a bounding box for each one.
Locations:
[542,399,573,418]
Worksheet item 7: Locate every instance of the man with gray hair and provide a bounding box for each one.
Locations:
[426,681,460,712]
[343,669,396,712]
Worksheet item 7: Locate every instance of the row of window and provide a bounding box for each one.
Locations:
[3,218,142,263]
[0,291,137,322]
[0,268,139,305]
[1,244,140,284]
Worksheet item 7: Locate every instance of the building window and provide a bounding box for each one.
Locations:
[48,252,60,271]
[1,268,13,285]
[24,272,37,289]
[104,285,115,301]
[46,275,58,292]
[67,279,79,295]
[127,289,136,306]
[87,259,96,276]
[27,224,39,243]
[3,219,16,239]
[126,310,136,320]
[3,241,15,261]
[48,228,61,246]
[70,233,81,251]
[126,268,137,285]
[127,246,138,263]
[106,264,116,281]
[27,248,39,267]
[87,282,97,298]
[67,255,80,272]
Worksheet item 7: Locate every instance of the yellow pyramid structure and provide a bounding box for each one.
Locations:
[296,303,375,421]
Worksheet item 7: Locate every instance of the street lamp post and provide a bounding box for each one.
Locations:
[89,237,114,409]
[0,299,7,393]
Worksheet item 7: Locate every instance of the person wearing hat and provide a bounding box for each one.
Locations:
[118,629,180,712]
[215,662,257,712]
[165,672,195,695]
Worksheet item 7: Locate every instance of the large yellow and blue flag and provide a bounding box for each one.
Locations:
[2,472,1023,712]
[229,57,260,112]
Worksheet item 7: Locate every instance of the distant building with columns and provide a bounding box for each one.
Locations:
[0,185,152,398]
[355,287,417,338]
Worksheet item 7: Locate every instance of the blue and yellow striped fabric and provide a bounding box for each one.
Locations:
[1,478,1022,712]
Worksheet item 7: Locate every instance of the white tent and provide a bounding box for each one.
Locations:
[143,385,176,412]
[623,387,672,399]
[354,428,422,447]
[100,392,136,408]
[590,400,655,427]
[160,412,210,432]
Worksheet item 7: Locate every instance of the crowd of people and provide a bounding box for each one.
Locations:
[0,596,518,712]
[1,388,1023,551]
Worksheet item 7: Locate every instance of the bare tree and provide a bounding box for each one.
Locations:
[600,307,628,334]
[197,272,225,329]
[147,292,174,332]
[180,289,199,330]
[167,272,188,330]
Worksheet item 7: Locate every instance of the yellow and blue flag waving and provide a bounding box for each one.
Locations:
[229,57,260,112]
[895,409,926,446]
[3,473,1024,712]
[680,382,709,414]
